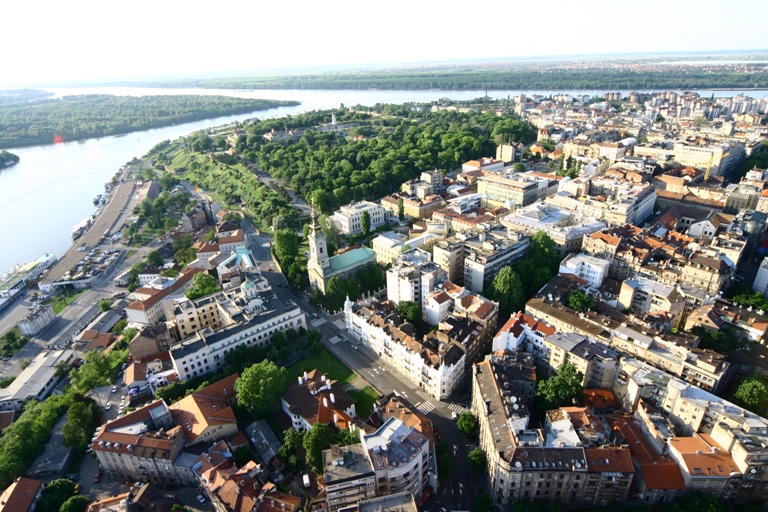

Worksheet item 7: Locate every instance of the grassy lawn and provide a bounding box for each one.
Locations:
[125,249,138,259]
[287,348,356,386]
[51,289,87,314]
[350,386,379,418]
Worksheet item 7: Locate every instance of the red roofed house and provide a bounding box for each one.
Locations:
[92,400,187,485]
[609,414,685,504]
[168,374,239,445]
[126,268,205,325]
[492,312,556,353]
[0,477,43,512]
[281,370,356,432]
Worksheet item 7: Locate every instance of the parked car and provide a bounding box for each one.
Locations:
[111,385,117,393]
[451,412,459,421]
[93,472,101,483]
[105,403,112,411]
[196,495,206,504]
[66,473,80,481]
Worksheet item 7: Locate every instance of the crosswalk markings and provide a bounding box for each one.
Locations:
[310,318,326,327]
[328,336,342,344]
[414,401,435,414]
[447,403,466,413]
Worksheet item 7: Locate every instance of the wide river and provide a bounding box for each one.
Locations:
[0,87,764,273]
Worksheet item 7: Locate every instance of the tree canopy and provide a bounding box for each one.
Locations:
[457,411,479,437]
[732,375,768,416]
[567,291,594,313]
[37,478,77,512]
[59,495,91,512]
[537,363,584,409]
[303,422,333,474]
[274,228,299,261]
[185,272,220,300]
[0,95,298,149]
[485,266,525,320]
[234,360,288,417]
[467,448,487,473]
[396,301,423,326]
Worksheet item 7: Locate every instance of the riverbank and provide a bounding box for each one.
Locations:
[0,95,299,149]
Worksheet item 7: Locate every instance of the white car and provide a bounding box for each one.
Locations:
[197,495,206,504]
[452,412,459,421]
[111,386,117,393]
[105,403,112,411]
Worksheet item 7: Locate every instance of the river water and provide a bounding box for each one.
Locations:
[0,86,764,273]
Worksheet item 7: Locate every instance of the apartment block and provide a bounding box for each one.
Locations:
[477,174,539,209]
[170,277,305,381]
[385,249,446,309]
[331,201,389,235]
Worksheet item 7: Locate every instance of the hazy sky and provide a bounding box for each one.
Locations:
[3,0,767,86]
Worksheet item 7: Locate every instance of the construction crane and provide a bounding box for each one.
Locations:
[704,150,729,182]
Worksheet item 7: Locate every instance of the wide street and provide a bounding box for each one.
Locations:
[243,223,479,511]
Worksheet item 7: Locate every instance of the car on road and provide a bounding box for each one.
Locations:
[66,473,80,481]
[105,403,112,410]
[197,495,206,504]
[93,472,101,483]
[266,267,271,271]
[111,385,117,393]
[451,412,459,421]
[2,357,9,361]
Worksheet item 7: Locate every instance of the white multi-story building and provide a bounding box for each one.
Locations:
[503,204,606,258]
[170,277,306,381]
[0,349,74,411]
[754,257,768,296]
[331,201,389,235]
[386,249,446,309]
[17,305,56,337]
[372,231,444,266]
[558,253,610,290]
[345,299,465,400]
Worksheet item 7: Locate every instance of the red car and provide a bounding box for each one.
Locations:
[93,472,101,483]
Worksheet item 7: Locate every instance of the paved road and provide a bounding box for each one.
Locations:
[241,224,478,510]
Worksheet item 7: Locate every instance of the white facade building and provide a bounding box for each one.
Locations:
[331,201,388,235]
[558,253,610,290]
[386,249,446,309]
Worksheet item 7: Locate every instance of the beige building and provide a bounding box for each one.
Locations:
[92,400,186,485]
[323,444,377,512]
[477,174,538,209]
[168,374,239,445]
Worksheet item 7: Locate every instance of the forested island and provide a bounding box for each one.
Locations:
[136,66,768,91]
[0,150,19,168]
[0,95,299,149]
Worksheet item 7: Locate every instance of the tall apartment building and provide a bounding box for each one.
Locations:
[92,400,186,485]
[557,253,610,289]
[472,359,634,509]
[385,249,446,309]
[170,277,306,381]
[432,228,530,293]
[617,277,687,329]
[477,174,539,209]
[345,299,467,400]
[322,417,434,512]
[331,201,389,235]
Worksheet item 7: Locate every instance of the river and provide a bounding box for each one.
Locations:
[0,86,765,273]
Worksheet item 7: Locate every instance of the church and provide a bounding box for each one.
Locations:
[306,209,376,294]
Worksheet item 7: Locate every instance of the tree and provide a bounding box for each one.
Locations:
[733,375,768,415]
[303,422,333,474]
[397,197,405,221]
[472,492,493,512]
[538,363,584,409]
[173,233,193,253]
[186,272,220,300]
[234,360,288,417]
[205,229,217,243]
[146,250,164,266]
[567,291,594,313]
[513,162,525,172]
[467,447,486,473]
[436,439,452,477]
[361,210,371,235]
[485,266,525,319]
[358,264,385,293]
[37,478,76,512]
[656,113,666,124]
[457,411,479,437]
[62,401,96,451]
[122,327,138,342]
[175,247,197,266]
[59,495,90,512]
[529,231,559,274]
[274,228,299,261]
[98,299,112,312]
[279,428,305,460]
[397,301,422,325]
[112,318,127,337]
